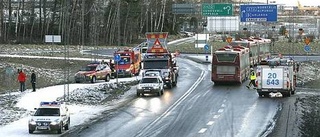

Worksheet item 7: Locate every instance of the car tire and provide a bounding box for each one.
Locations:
[258,92,263,98]
[105,75,110,82]
[91,76,96,83]
[161,89,164,95]
[64,118,70,130]
[136,92,140,97]
[28,129,34,134]
[157,91,161,96]
[57,124,62,134]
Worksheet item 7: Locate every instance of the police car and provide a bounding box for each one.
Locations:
[28,101,70,134]
[137,75,164,97]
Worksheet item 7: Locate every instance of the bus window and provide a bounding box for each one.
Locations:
[216,54,237,62]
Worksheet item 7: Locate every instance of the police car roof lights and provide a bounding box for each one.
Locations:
[40,101,62,107]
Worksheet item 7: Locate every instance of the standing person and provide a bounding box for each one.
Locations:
[18,70,26,92]
[246,68,257,89]
[31,70,36,92]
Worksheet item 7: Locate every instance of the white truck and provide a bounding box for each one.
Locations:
[255,58,298,97]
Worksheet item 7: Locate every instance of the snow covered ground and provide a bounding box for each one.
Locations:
[0,75,140,137]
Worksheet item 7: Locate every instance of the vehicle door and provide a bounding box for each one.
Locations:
[59,107,68,125]
[95,64,105,79]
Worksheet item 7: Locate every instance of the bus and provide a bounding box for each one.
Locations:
[211,46,250,84]
[229,37,271,67]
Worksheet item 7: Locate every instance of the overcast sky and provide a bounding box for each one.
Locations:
[252,0,320,6]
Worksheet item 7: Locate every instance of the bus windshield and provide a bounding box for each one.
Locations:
[216,53,237,62]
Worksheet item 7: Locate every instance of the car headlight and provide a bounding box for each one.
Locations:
[126,68,131,72]
[153,86,159,89]
[29,119,36,125]
[51,119,60,125]
[137,85,142,89]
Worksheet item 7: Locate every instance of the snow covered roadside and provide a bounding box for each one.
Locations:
[0,77,140,137]
[296,61,320,86]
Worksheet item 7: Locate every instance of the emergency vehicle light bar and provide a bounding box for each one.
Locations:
[40,101,61,106]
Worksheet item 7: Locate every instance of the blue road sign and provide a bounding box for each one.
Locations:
[114,54,121,62]
[204,44,209,51]
[304,45,311,52]
[240,5,277,22]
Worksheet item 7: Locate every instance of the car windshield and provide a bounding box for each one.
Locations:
[80,66,97,71]
[140,78,158,83]
[145,72,161,76]
[34,108,60,116]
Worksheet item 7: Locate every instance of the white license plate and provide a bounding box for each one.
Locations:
[38,126,48,130]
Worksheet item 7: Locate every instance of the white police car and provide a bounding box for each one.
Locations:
[137,75,164,97]
[28,101,70,134]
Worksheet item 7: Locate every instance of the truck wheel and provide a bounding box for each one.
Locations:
[172,81,177,86]
[258,92,264,98]
[286,92,291,97]
[167,83,172,89]
[91,76,96,83]
[105,75,110,82]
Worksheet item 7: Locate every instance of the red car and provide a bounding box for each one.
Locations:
[74,63,112,83]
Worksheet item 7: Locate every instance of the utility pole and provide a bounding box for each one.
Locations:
[117,1,121,46]
[82,0,85,47]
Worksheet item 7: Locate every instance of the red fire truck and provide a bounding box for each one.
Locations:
[211,45,250,85]
[114,48,141,77]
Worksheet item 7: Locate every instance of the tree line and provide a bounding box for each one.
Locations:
[0,0,192,46]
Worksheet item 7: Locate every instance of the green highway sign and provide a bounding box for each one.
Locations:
[202,3,233,16]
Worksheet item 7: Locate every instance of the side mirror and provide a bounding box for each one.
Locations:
[34,108,37,110]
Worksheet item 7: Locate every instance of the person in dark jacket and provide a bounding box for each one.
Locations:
[31,70,36,92]
[18,70,26,92]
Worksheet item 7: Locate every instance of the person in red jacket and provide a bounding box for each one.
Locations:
[18,70,26,92]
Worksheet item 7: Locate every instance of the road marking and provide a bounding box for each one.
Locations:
[213,115,220,119]
[135,71,206,137]
[207,121,215,126]
[221,104,226,108]
[198,128,207,134]
[218,109,224,113]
